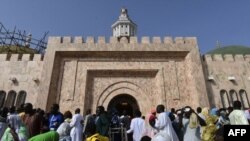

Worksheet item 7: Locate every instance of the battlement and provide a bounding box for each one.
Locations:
[0,54,43,61]
[47,36,198,45]
[204,54,250,62]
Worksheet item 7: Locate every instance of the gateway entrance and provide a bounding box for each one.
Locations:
[107,94,139,117]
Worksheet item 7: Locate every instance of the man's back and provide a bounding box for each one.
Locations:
[229,109,249,125]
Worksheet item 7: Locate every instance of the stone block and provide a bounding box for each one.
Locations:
[174,37,184,44]
[152,37,161,44]
[33,54,42,61]
[0,54,7,61]
[213,54,223,61]
[63,36,72,43]
[86,36,95,43]
[74,36,83,43]
[48,36,62,44]
[163,37,173,44]
[184,37,197,45]
[109,37,118,43]
[130,37,138,44]
[224,54,234,62]
[234,55,244,61]
[98,36,106,44]
[22,54,31,61]
[141,36,150,44]
[10,54,19,61]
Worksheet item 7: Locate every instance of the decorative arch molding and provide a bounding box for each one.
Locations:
[96,81,151,113]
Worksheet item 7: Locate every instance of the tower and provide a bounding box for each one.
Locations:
[111,8,137,38]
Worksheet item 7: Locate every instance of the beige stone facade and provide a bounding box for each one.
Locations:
[0,36,249,115]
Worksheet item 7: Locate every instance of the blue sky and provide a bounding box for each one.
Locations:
[1,0,250,54]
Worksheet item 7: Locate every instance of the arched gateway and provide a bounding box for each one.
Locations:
[96,81,151,116]
[107,94,139,116]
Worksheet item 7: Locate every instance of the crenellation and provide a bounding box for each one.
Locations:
[10,54,19,61]
[63,36,72,43]
[213,54,223,61]
[45,36,201,45]
[33,54,42,61]
[98,36,106,44]
[184,37,197,45]
[234,54,244,61]
[174,37,184,44]
[163,37,173,44]
[74,36,83,43]
[224,54,234,62]
[22,54,31,61]
[204,55,212,62]
[48,36,62,44]
[0,54,7,61]
[141,36,150,44]
[152,37,161,44]
[86,36,95,44]
[109,37,118,43]
[130,37,138,44]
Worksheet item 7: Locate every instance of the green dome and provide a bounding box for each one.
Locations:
[207,45,250,55]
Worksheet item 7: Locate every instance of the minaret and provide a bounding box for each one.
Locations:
[111,8,137,39]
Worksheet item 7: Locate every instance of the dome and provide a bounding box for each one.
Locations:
[206,45,250,55]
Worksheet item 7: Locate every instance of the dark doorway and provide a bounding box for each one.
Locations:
[107,94,139,117]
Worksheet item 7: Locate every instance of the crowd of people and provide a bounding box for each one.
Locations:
[0,100,249,141]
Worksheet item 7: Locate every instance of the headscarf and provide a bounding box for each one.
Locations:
[189,113,199,129]
[202,107,210,120]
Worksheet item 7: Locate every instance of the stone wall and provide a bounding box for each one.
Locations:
[203,54,250,109]
[0,54,43,108]
[35,36,209,115]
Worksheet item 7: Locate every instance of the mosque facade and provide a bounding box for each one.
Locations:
[0,9,249,115]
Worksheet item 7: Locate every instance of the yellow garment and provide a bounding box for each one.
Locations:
[86,133,109,141]
[201,116,218,141]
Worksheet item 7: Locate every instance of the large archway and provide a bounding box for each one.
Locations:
[107,94,139,117]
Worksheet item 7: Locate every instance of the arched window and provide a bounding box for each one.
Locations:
[220,90,230,108]
[4,90,16,108]
[239,89,250,109]
[15,91,26,109]
[0,91,6,108]
[229,90,238,105]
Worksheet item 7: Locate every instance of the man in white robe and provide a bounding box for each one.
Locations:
[229,101,249,125]
[70,108,84,141]
[127,110,145,141]
[155,104,179,141]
